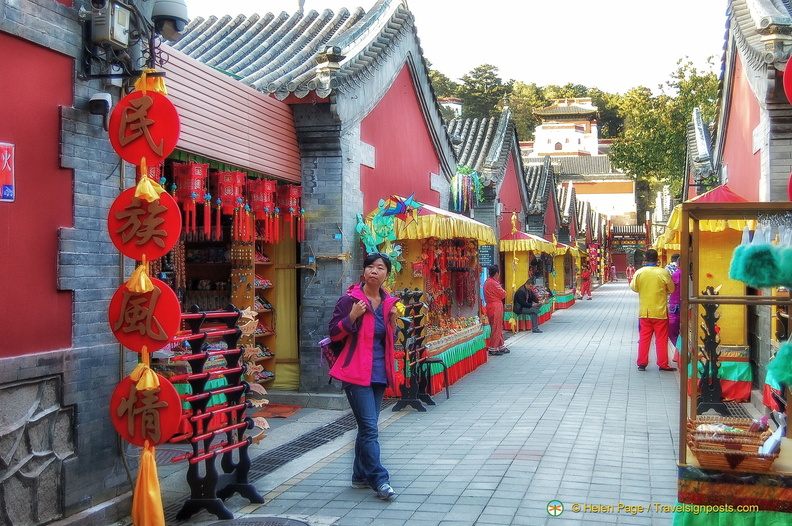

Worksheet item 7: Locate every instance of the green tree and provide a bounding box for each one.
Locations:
[508,82,547,140]
[457,64,508,119]
[609,59,718,219]
[427,66,459,99]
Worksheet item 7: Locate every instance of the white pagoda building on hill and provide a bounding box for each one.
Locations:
[521,98,637,225]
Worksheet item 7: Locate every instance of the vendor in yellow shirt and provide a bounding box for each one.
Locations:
[629,249,676,372]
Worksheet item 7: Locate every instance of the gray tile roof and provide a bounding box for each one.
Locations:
[729,0,792,72]
[534,103,597,119]
[169,1,418,100]
[447,108,517,185]
[524,156,558,218]
[551,156,621,177]
[687,107,714,184]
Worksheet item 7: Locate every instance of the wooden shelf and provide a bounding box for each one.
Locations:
[255,261,274,266]
[256,332,275,338]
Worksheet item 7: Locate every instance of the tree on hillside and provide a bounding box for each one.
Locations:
[609,59,719,219]
[458,64,508,120]
[427,65,460,99]
[507,82,547,140]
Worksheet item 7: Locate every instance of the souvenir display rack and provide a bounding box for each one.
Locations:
[165,306,263,521]
[391,289,437,412]
[676,201,792,523]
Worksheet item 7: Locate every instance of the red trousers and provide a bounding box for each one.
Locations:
[638,318,670,368]
[580,280,591,297]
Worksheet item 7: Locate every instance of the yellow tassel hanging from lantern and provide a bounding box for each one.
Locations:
[127,255,154,293]
[133,68,168,96]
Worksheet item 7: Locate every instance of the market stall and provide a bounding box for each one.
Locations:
[674,200,792,525]
[499,222,558,331]
[361,195,495,400]
[553,241,580,309]
[656,186,754,403]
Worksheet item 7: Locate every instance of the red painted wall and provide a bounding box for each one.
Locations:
[544,195,559,240]
[497,154,523,230]
[719,54,761,201]
[0,34,73,355]
[360,65,442,212]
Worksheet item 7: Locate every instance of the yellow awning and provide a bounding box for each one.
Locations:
[365,197,496,244]
[499,233,557,254]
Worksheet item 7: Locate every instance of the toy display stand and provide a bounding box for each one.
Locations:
[676,202,792,524]
[168,305,263,521]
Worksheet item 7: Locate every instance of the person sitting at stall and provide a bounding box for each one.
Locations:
[513,279,546,333]
[483,265,509,355]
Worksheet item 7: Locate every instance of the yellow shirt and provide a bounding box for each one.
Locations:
[629,264,675,319]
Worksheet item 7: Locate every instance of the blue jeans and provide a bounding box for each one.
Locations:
[344,383,388,489]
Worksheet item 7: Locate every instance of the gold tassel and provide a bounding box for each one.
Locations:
[130,347,160,391]
[127,255,154,293]
[133,68,168,96]
[131,440,166,526]
[134,159,165,203]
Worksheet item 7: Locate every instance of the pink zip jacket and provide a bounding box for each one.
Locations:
[327,283,399,387]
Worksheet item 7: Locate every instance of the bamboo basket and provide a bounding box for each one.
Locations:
[687,416,778,471]
[688,443,778,471]
[689,416,755,431]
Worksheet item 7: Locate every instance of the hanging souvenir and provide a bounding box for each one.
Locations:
[173,162,209,237]
[278,184,303,241]
[212,170,247,241]
[248,179,277,242]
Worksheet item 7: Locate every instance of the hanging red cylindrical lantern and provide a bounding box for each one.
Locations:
[173,162,209,236]
[278,184,302,241]
[248,179,277,242]
[213,171,246,215]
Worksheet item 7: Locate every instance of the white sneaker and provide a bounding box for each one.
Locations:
[376,483,395,500]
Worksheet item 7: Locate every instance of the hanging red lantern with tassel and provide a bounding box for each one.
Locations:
[248,179,277,242]
[278,184,302,241]
[212,171,247,240]
[173,162,209,238]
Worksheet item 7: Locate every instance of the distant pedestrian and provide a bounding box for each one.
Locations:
[513,279,546,333]
[610,264,618,282]
[626,264,635,284]
[630,249,676,372]
[327,252,398,500]
[484,265,508,355]
[579,268,592,300]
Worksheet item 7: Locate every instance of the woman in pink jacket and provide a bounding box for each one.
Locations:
[328,252,400,500]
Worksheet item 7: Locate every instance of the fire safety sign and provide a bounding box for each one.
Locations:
[0,143,14,202]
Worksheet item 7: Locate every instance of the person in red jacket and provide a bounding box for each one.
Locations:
[484,265,508,355]
[328,252,400,500]
[579,268,592,299]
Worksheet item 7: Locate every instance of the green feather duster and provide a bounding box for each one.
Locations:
[768,342,792,386]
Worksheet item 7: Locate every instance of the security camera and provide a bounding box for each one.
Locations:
[89,92,112,131]
[151,0,189,42]
[89,92,112,115]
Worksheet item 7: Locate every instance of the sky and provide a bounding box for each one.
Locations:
[183,0,728,94]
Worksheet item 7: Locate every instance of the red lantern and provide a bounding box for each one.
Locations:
[108,277,182,353]
[174,162,209,237]
[110,373,182,447]
[107,187,182,261]
[214,171,246,214]
[248,179,278,242]
[278,184,304,241]
[108,91,180,165]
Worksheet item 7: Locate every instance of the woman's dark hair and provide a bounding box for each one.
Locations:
[364,252,392,273]
[488,265,500,278]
